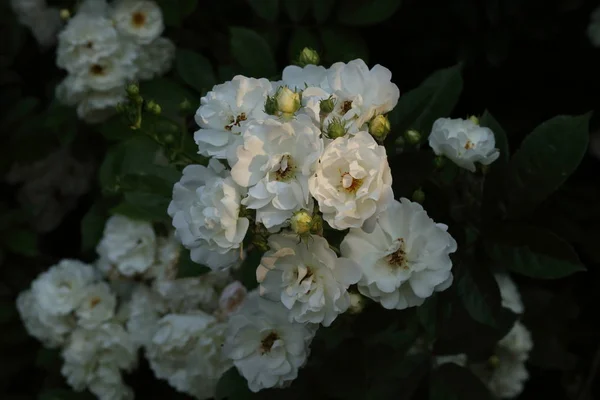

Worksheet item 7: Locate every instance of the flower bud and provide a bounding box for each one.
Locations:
[348,292,365,314]
[469,115,480,125]
[297,47,320,67]
[179,98,192,113]
[126,83,140,98]
[404,129,421,145]
[412,188,425,204]
[319,96,336,115]
[146,100,161,115]
[60,9,71,20]
[290,210,313,236]
[326,118,347,139]
[310,213,323,236]
[433,155,446,169]
[369,114,391,141]
[276,86,301,115]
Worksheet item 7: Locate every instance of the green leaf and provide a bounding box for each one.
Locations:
[288,28,321,62]
[81,202,108,253]
[455,261,502,327]
[486,224,586,279]
[284,0,310,22]
[1,229,38,257]
[175,49,216,94]
[140,77,197,117]
[479,110,508,163]
[156,0,198,26]
[96,116,132,142]
[416,294,438,339]
[176,248,211,278]
[320,28,369,64]
[311,0,335,23]
[337,0,402,26]
[387,64,463,146]
[111,191,170,222]
[246,0,279,21]
[230,27,277,78]
[504,113,591,217]
[215,367,254,400]
[430,364,493,400]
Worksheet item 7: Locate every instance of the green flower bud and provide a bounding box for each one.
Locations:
[469,115,480,125]
[348,292,366,314]
[290,210,313,236]
[126,83,140,97]
[369,114,391,141]
[310,213,323,236]
[319,96,336,115]
[326,118,347,139]
[412,188,425,204]
[433,155,446,169]
[297,47,320,67]
[179,98,192,113]
[60,9,71,20]
[146,100,161,115]
[404,129,421,145]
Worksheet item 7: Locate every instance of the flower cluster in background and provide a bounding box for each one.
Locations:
[10,0,63,47]
[54,0,175,123]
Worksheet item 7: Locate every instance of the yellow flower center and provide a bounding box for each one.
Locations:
[224,112,247,131]
[387,238,409,270]
[340,172,363,194]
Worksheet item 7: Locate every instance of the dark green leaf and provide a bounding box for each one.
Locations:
[230,27,277,78]
[81,202,108,253]
[337,0,402,26]
[175,49,216,93]
[156,0,197,26]
[1,97,39,129]
[215,367,254,400]
[387,64,463,146]
[284,0,310,22]
[111,191,170,222]
[505,113,591,217]
[96,116,132,142]
[455,261,501,327]
[486,224,585,279]
[320,28,369,64]
[176,248,211,278]
[287,28,321,63]
[1,229,38,257]
[430,364,493,400]
[246,0,279,21]
[479,110,508,164]
[140,78,197,117]
[417,294,438,339]
[311,0,335,23]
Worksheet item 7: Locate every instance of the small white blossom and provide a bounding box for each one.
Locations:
[257,234,361,326]
[281,64,328,91]
[135,37,175,80]
[309,131,393,231]
[16,290,75,348]
[147,313,231,399]
[341,198,457,309]
[111,0,164,45]
[96,214,157,277]
[75,282,117,329]
[194,76,273,161]
[126,285,168,348]
[471,322,533,398]
[31,259,97,316]
[429,117,500,172]
[152,274,223,314]
[495,273,524,315]
[223,291,317,392]
[320,59,400,132]
[168,159,249,270]
[231,115,324,229]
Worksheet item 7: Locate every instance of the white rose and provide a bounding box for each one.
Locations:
[281,64,328,91]
[257,234,361,326]
[168,159,249,270]
[135,37,175,81]
[152,274,221,314]
[194,76,273,161]
[471,321,533,399]
[147,313,231,399]
[16,289,75,348]
[341,198,457,309]
[309,131,393,231]
[126,285,168,348]
[429,117,500,172]
[223,291,317,392]
[494,273,524,315]
[56,13,120,74]
[231,115,323,229]
[75,282,117,329]
[320,59,400,132]
[143,234,181,281]
[111,0,164,44]
[96,214,157,277]
[31,259,97,316]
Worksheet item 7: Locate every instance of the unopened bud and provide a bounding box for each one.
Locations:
[348,292,365,314]
[276,86,301,115]
[326,118,347,139]
[310,214,323,236]
[163,134,175,144]
[297,47,320,67]
[469,115,480,125]
[404,129,421,145]
[369,114,391,141]
[412,188,425,204]
[126,83,139,97]
[433,155,446,169]
[179,98,192,113]
[146,100,161,115]
[60,9,71,20]
[291,210,313,236]
[319,96,336,115]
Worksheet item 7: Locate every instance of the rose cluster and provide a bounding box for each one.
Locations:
[165,58,500,392]
[54,0,174,123]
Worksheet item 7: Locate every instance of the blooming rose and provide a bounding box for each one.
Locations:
[111,0,164,45]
